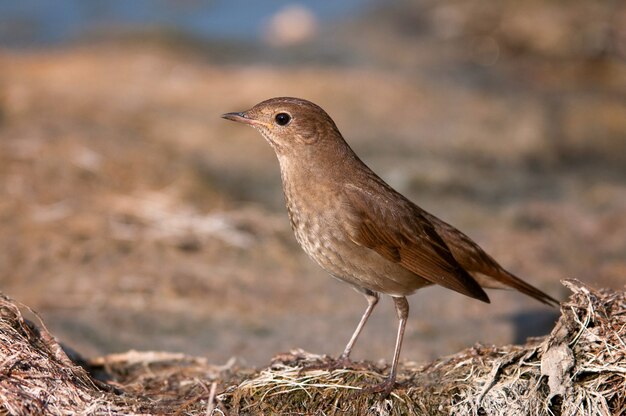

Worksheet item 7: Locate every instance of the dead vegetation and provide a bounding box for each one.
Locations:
[0,279,623,415]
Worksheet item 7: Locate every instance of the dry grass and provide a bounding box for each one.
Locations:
[219,278,625,415]
[0,295,124,415]
[0,279,623,415]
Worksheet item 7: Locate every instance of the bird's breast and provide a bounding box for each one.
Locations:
[282,176,340,258]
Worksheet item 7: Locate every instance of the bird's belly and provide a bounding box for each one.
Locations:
[291,213,431,297]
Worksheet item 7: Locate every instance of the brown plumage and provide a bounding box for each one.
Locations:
[222,97,558,395]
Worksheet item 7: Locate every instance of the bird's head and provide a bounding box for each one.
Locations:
[222,97,342,155]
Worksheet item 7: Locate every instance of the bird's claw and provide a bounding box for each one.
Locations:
[359,378,398,397]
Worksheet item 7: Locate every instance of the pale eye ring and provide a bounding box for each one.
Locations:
[274,112,291,126]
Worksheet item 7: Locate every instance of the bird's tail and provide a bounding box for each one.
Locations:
[480,267,560,306]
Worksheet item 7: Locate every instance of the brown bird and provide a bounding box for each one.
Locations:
[222,97,558,395]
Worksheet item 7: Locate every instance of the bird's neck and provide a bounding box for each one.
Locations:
[276,138,377,223]
[276,138,360,189]
[277,148,350,239]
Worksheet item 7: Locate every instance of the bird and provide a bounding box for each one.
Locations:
[222,97,558,395]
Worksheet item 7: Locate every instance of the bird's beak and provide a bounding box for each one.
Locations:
[221,112,266,127]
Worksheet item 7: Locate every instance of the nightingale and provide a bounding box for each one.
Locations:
[222,97,557,395]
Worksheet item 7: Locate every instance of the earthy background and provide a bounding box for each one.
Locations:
[0,0,624,368]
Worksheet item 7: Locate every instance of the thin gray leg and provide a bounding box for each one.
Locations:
[387,296,409,384]
[363,296,408,396]
[340,289,379,360]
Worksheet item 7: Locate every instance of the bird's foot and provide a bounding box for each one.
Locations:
[359,377,399,397]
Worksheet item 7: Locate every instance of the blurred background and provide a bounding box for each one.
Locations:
[0,0,625,367]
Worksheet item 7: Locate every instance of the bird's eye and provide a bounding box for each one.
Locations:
[274,113,291,126]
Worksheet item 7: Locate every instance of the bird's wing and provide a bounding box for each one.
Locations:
[343,184,489,303]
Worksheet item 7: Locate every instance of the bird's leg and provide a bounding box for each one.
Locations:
[363,296,408,396]
[299,290,379,373]
[337,289,379,365]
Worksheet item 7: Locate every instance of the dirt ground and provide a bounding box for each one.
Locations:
[0,0,625,374]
